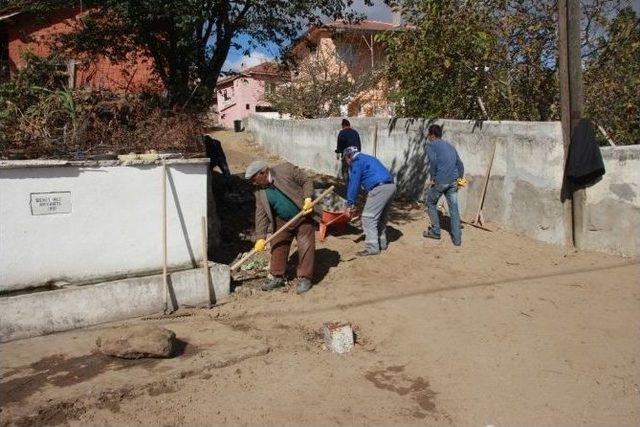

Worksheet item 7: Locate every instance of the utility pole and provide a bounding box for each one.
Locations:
[558,0,585,248]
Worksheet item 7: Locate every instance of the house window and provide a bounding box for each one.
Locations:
[265,82,276,94]
[336,42,358,67]
[256,106,277,113]
[246,104,250,110]
[221,86,234,101]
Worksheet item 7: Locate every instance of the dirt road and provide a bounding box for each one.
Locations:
[1,131,639,427]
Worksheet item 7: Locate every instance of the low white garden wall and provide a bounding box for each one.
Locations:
[0,158,210,292]
[247,115,640,257]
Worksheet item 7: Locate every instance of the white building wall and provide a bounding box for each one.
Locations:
[0,159,209,292]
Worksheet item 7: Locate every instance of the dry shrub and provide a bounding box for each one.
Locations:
[0,55,204,159]
[69,90,205,158]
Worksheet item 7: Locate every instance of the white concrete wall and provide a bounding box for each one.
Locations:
[254,112,291,120]
[0,262,230,342]
[247,115,640,257]
[247,115,570,247]
[0,159,209,292]
[580,146,640,257]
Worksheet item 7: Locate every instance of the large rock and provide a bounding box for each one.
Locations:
[96,325,177,359]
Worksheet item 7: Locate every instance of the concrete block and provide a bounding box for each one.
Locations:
[0,263,230,343]
[323,322,354,354]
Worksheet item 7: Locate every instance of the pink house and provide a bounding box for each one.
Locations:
[215,62,282,129]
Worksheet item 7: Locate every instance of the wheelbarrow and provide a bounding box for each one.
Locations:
[318,210,351,242]
[313,189,353,242]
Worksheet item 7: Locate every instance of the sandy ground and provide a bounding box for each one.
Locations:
[1,131,639,427]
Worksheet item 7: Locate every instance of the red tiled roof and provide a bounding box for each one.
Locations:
[242,62,280,75]
[287,20,412,56]
[216,61,281,88]
[216,74,239,86]
[323,20,408,32]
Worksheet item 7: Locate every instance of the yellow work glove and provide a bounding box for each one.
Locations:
[302,197,313,215]
[457,177,468,188]
[254,239,267,252]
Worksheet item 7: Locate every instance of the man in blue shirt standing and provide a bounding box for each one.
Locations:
[344,147,396,256]
[424,124,465,246]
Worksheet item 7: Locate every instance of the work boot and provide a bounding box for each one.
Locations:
[261,276,285,291]
[296,278,313,294]
[356,249,380,257]
[422,227,441,240]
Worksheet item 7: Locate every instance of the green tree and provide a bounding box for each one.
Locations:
[382,0,632,124]
[9,0,369,104]
[584,8,639,145]
[379,0,499,119]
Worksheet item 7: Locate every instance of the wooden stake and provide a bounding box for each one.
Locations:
[596,123,616,146]
[162,162,171,313]
[372,123,378,158]
[470,141,495,229]
[468,97,493,231]
[477,96,488,119]
[201,216,211,305]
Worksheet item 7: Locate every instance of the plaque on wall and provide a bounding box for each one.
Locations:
[30,192,72,215]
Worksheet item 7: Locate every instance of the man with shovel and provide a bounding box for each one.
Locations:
[343,147,396,256]
[245,160,316,294]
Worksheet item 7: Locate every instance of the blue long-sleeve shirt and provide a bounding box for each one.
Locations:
[426,139,464,185]
[346,153,394,206]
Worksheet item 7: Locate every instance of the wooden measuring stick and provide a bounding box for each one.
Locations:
[161,162,171,313]
[230,185,335,271]
[201,216,211,305]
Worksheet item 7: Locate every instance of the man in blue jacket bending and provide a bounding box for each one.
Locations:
[343,147,396,256]
[424,124,465,246]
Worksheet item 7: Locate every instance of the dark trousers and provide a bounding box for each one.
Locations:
[340,158,350,188]
[270,217,315,280]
